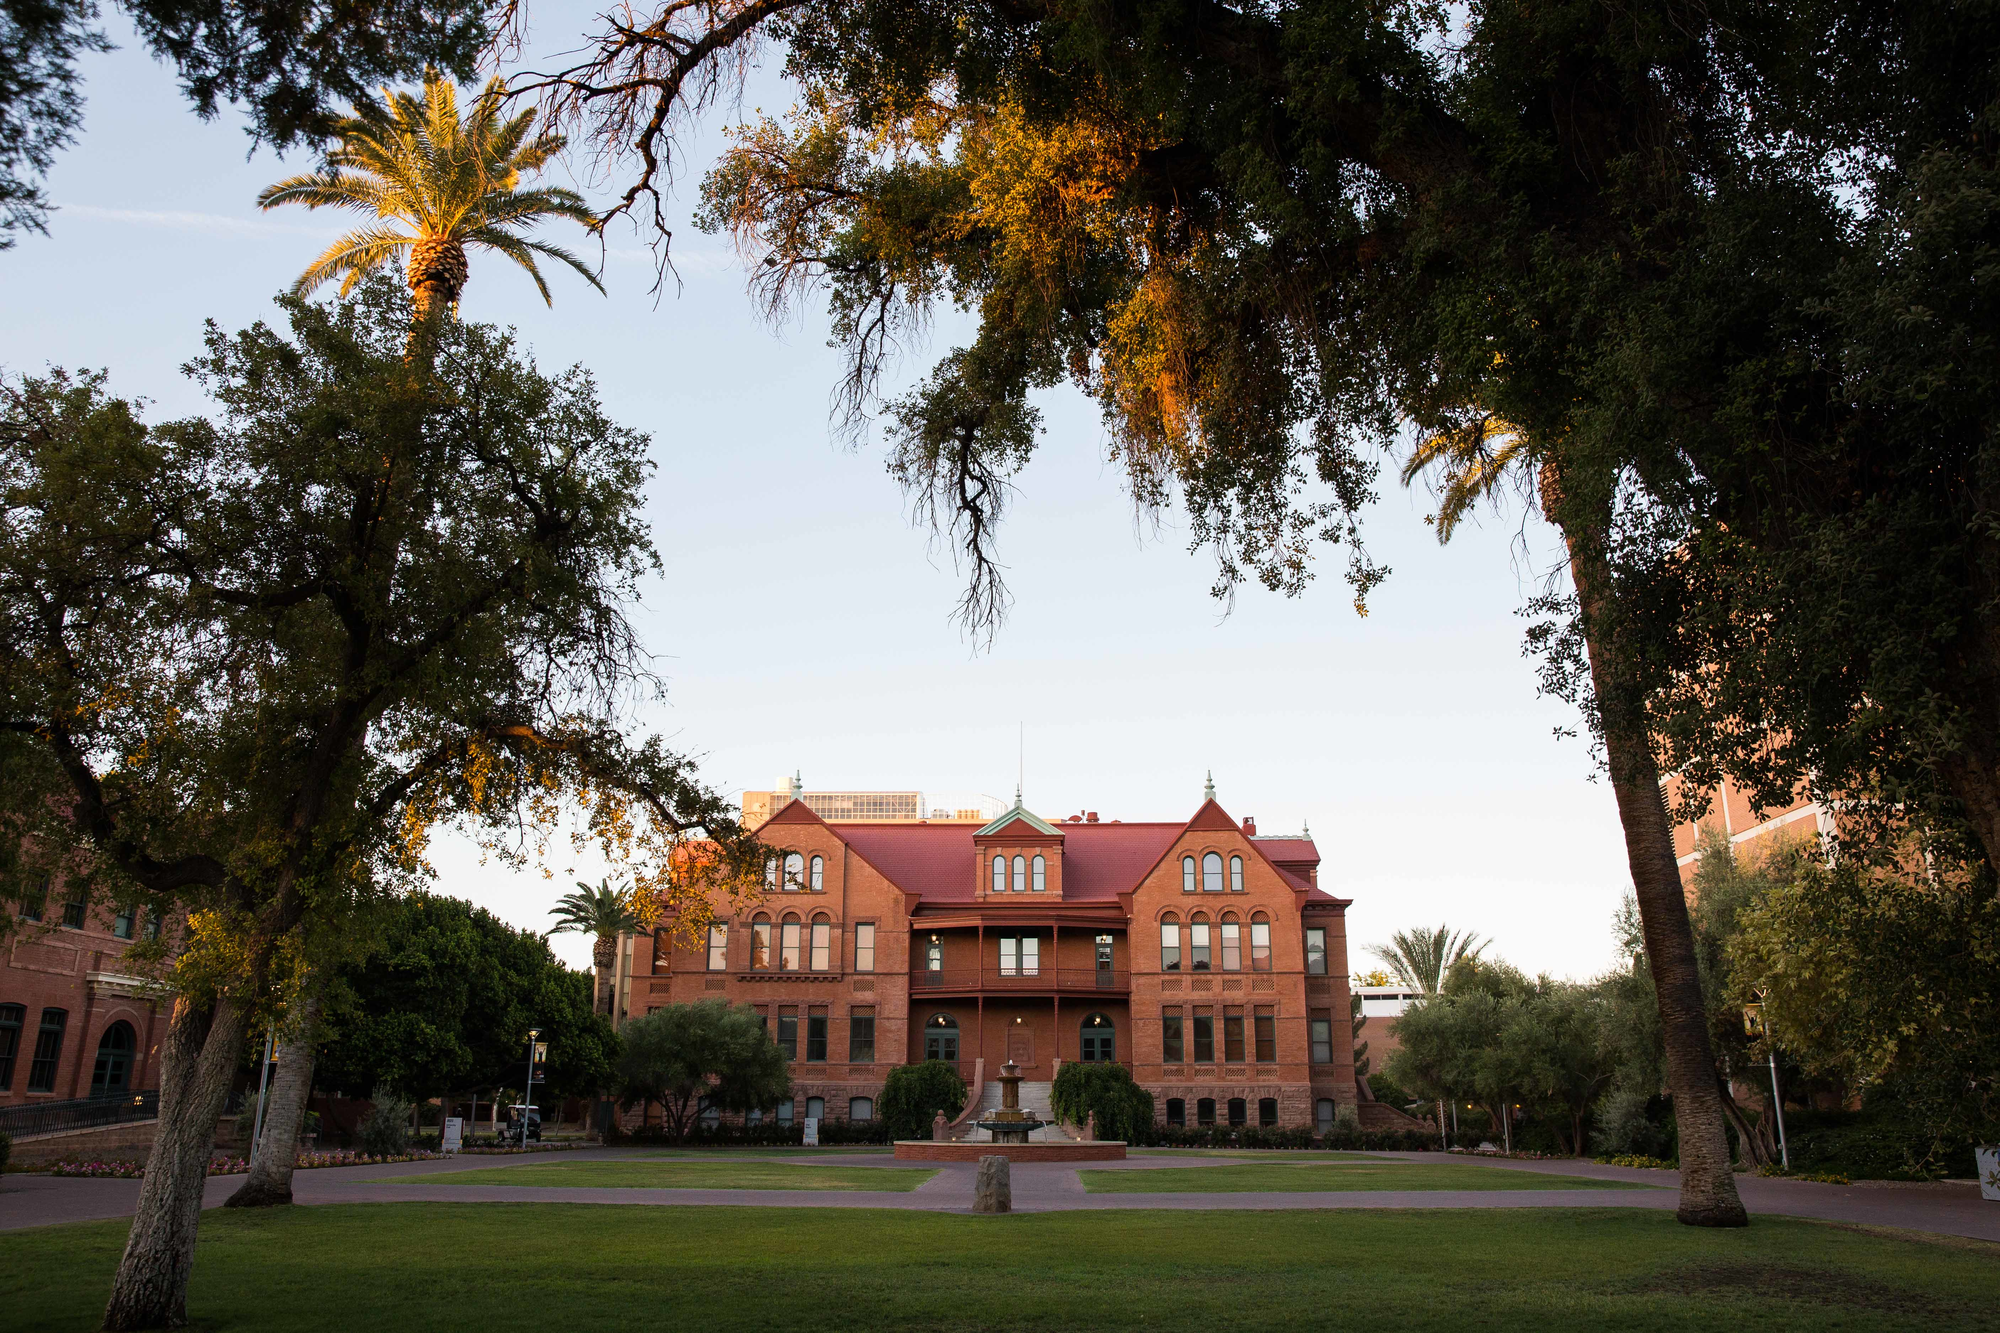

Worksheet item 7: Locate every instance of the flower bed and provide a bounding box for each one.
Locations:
[49,1150,445,1178]
[1593,1154,1677,1170]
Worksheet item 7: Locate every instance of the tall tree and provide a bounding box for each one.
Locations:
[549,878,641,1017]
[259,71,604,322]
[1369,925,1487,995]
[0,279,757,1329]
[615,1000,790,1142]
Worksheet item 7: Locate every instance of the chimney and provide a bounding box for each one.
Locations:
[1242,816,1257,836]
[1085,811,1099,823]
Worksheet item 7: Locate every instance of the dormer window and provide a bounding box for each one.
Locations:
[784,852,805,891]
[1012,855,1026,892]
[991,856,1005,894]
[1202,852,1223,892]
[1032,855,1046,892]
[810,855,824,892]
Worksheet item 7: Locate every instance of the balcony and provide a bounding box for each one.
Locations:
[911,967,1130,994]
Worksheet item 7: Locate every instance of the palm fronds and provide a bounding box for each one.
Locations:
[548,879,640,938]
[1369,925,1487,993]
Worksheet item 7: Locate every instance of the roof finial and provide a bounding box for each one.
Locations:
[1204,770,1215,801]
[1014,780,1023,808]
[1302,817,1312,838]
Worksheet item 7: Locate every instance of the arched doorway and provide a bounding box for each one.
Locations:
[1079,1012,1115,1062]
[91,1020,135,1098]
[923,1013,959,1063]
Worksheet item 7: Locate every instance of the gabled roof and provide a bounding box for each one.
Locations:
[761,798,828,827]
[974,802,1063,838]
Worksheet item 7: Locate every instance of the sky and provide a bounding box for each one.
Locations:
[2,17,1635,980]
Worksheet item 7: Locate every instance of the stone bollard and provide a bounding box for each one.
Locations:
[973,1155,1012,1213]
[1083,1111,1097,1143]
[933,1111,948,1142]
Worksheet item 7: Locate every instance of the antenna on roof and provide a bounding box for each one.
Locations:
[1017,722,1024,806]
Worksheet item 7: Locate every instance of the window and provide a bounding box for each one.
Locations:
[991,855,1006,893]
[753,1004,769,1034]
[61,893,86,929]
[1258,1097,1279,1127]
[1189,915,1212,971]
[18,877,47,922]
[1161,1007,1184,1062]
[746,1108,764,1127]
[1220,915,1241,972]
[805,1096,825,1121]
[1080,1012,1114,1062]
[1317,1099,1336,1133]
[1196,1097,1217,1126]
[780,916,801,971]
[999,934,1039,976]
[764,856,779,891]
[144,911,162,941]
[1202,852,1223,892]
[849,1006,876,1063]
[91,1021,135,1097]
[699,1097,721,1129]
[112,903,134,940]
[810,855,824,892]
[1309,1010,1334,1064]
[854,922,875,973]
[1012,855,1026,892]
[809,916,831,972]
[1192,1006,1215,1063]
[776,1007,798,1060]
[0,1004,21,1089]
[1223,1006,1245,1063]
[783,852,805,891]
[806,1006,828,1062]
[1182,856,1196,893]
[924,1013,959,1063]
[1230,854,1244,892]
[1254,1006,1277,1062]
[849,1097,874,1121]
[1160,914,1182,972]
[777,1099,795,1126]
[1250,914,1271,971]
[652,928,674,975]
[751,916,773,971]
[925,937,943,974]
[706,924,728,971]
[1031,854,1046,892]
[1228,1097,1247,1127]
[27,1008,66,1092]
[1305,926,1327,975]
[1166,1097,1186,1128]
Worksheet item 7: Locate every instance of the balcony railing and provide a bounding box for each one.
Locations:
[0,1089,158,1140]
[911,967,1130,993]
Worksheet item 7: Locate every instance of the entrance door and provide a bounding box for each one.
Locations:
[91,1021,134,1098]
[1006,1026,1035,1069]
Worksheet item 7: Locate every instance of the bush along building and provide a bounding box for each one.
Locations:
[632,778,1422,1137]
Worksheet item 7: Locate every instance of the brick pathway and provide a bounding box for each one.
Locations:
[2,1150,1991,1243]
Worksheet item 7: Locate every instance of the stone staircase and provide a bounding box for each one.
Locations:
[948,1079,1083,1143]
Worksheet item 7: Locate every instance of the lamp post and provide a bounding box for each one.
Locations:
[521,1028,541,1147]
[247,1026,276,1168]
[1744,998,1791,1170]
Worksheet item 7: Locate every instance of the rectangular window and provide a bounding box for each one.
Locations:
[848,1006,876,1063]
[751,920,772,970]
[1250,919,1271,971]
[1161,1007,1184,1062]
[809,920,831,972]
[1254,1006,1277,1062]
[706,924,728,971]
[776,1006,798,1060]
[777,1099,795,1126]
[925,938,943,973]
[0,1004,21,1089]
[780,919,801,971]
[999,934,1039,976]
[753,1004,769,1034]
[112,903,135,939]
[18,877,47,922]
[1223,1006,1245,1063]
[60,894,86,929]
[143,911,162,941]
[652,928,673,974]
[1160,920,1181,972]
[1166,1097,1186,1127]
[806,1096,825,1121]
[1192,1006,1215,1063]
[1309,1010,1334,1064]
[806,1006,828,1062]
[854,922,875,972]
[1305,927,1327,976]
[1220,920,1241,972]
[1189,921,1211,971]
[27,1008,67,1092]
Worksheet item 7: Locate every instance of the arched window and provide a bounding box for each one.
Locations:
[1196,1097,1217,1127]
[783,852,805,891]
[1219,914,1241,971]
[1202,851,1224,892]
[1250,912,1272,971]
[992,855,1006,894]
[1160,914,1182,972]
[704,925,728,972]
[780,915,802,971]
[1031,854,1046,892]
[1189,914,1212,971]
[764,856,778,891]
[924,1013,960,1063]
[1080,1012,1115,1062]
[90,1020,135,1098]
[1227,1097,1247,1126]
[1182,856,1197,892]
[1230,854,1244,892]
[751,914,773,971]
[809,914,832,971]
[1258,1097,1279,1127]
[1012,855,1027,892]
[810,855,825,892]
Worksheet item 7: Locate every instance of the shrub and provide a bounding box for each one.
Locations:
[1589,1089,1677,1161]
[1318,1127,1440,1152]
[878,1061,967,1142]
[1051,1062,1154,1142]
[357,1087,413,1156]
[1595,1154,1677,1169]
[606,1118,892,1147]
[0,1129,10,1172]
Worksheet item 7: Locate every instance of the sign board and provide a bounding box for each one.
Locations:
[531,1041,548,1082]
[443,1117,463,1153]
[802,1117,819,1147]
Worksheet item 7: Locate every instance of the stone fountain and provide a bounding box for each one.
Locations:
[890,1056,1127,1162]
[971,1060,1046,1144]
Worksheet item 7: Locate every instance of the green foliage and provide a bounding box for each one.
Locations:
[548,880,640,941]
[0,1128,10,1171]
[615,1002,791,1144]
[877,1060,966,1142]
[1373,927,1487,995]
[1050,1061,1154,1143]
[357,1088,412,1156]
[1367,1072,1414,1110]
[1595,1155,1676,1171]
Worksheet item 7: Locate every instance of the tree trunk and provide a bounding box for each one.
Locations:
[592,934,617,1017]
[223,988,322,1208]
[1554,478,1749,1226]
[102,991,253,1330]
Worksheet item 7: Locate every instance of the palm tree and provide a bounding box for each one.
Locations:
[1404,416,1748,1226]
[1369,925,1487,994]
[259,71,604,321]
[550,878,640,1018]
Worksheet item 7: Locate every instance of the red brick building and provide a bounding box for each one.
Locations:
[2,882,165,1108]
[634,786,1361,1133]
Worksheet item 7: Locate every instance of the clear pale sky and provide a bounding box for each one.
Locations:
[2,16,1635,980]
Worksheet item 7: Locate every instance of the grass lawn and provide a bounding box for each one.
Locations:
[3,1205,1990,1332]
[392,1161,937,1191]
[1129,1149,1381,1161]
[1082,1161,1654,1193]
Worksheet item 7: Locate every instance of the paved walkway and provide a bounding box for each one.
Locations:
[2,1150,1992,1242]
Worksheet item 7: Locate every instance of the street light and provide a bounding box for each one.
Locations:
[1744,998,1790,1170]
[521,1028,542,1147]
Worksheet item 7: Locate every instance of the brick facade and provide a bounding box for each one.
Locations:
[2,890,167,1109]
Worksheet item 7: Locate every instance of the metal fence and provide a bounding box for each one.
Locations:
[0,1089,159,1140]
[911,967,1131,993]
